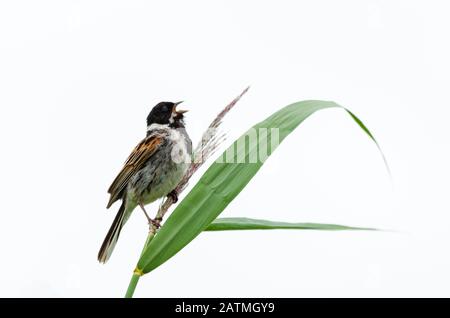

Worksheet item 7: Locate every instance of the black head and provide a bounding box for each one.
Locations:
[146,101,188,128]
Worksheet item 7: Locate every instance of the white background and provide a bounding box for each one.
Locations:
[1,0,449,297]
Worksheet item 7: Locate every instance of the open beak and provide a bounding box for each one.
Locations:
[173,101,189,114]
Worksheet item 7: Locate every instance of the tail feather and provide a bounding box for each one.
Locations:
[98,201,128,263]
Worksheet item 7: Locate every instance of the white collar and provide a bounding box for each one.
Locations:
[147,123,170,132]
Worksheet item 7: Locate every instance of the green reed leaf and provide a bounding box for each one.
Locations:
[205,217,377,231]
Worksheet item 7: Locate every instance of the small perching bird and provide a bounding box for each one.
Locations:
[98,102,192,263]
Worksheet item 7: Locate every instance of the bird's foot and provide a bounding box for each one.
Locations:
[168,190,179,203]
[150,217,162,229]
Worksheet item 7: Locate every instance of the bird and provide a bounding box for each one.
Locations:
[98,101,192,263]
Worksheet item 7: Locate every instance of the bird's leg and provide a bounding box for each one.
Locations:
[138,202,152,223]
[168,190,179,203]
[138,202,161,229]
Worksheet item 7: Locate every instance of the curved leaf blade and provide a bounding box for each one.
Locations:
[205,217,377,231]
[137,100,386,274]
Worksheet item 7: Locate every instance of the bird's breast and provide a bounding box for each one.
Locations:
[128,128,191,206]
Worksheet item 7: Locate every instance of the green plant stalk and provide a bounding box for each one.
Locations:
[125,194,176,297]
[125,229,156,298]
[125,219,159,298]
[125,273,141,298]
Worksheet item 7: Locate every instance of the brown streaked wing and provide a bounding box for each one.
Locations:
[106,134,164,208]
